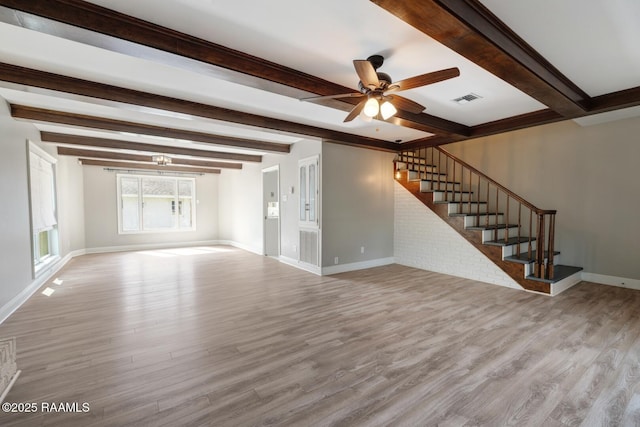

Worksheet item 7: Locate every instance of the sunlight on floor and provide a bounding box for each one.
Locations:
[41,287,55,296]
[135,246,233,258]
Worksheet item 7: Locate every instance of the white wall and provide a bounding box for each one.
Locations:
[56,156,86,255]
[217,162,263,254]
[82,165,218,251]
[444,116,640,281]
[321,142,395,269]
[394,182,521,289]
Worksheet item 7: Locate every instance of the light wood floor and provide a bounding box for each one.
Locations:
[1,247,640,426]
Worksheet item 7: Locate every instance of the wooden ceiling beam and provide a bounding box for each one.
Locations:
[587,86,640,113]
[11,105,290,153]
[371,0,588,117]
[0,62,399,152]
[0,1,469,137]
[42,132,262,163]
[56,147,243,169]
[78,158,221,174]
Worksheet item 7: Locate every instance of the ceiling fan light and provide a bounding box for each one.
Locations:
[380,100,397,120]
[359,109,373,122]
[363,97,379,118]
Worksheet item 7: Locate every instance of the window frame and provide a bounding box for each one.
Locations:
[116,173,197,234]
[28,141,60,277]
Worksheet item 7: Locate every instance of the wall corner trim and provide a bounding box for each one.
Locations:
[279,255,322,275]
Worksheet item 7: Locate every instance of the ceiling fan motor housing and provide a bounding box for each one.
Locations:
[357,55,392,93]
[367,54,385,70]
[358,72,392,93]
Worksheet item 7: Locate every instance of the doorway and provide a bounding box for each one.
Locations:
[262,166,280,257]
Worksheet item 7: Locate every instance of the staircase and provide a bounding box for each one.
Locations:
[395,147,582,295]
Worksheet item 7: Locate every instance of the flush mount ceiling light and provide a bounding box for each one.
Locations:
[152,154,172,166]
[301,55,460,123]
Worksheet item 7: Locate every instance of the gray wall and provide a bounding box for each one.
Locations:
[321,142,395,267]
[0,100,85,310]
[0,101,39,309]
[444,116,640,280]
[83,165,218,250]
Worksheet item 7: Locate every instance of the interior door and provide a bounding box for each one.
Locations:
[263,167,279,257]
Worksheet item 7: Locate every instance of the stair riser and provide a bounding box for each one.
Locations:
[481,227,521,242]
[448,204,489,215]
[522,255,562,276]
[463,215,505,227]
[421,181,460,192]
[433,192,474,202]
[502,241,536,258]
[408,172,447,184]
[400,164,438,173]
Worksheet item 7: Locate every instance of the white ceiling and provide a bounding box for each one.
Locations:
[1,0,639,159]
[479,0,640,97]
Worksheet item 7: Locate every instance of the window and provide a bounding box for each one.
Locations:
[117,174,196,233]
[29,141,59,274]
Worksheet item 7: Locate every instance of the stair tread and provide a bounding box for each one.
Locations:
[432,189,474,194]
[409,170,443,175]
[466,223,520,230]
[484,237,535,247]
[421,178,459,183]
[504,250,561,264]
[526,265,583,284]
[435,201,487,205]
[450,212,504,217]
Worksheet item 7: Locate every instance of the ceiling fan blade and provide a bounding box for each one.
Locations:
[300,92,364,102]
[389,67,460,92]
[388,95,426,114]
[343,99,367,122]
[353,60,380,88]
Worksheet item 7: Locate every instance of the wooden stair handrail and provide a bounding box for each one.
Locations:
[435,147,556,216]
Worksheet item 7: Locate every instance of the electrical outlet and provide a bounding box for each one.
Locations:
[334,257,339,265]
[293,244,297,252]
[360,246,365,254]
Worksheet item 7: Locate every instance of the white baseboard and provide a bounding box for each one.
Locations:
[321,257,395,275]
[85,240,224,255]
[215,240,263,256]
[551,272,583,296]
[0,249,85,325]
[581,272,640,291]
[279,255,321,275]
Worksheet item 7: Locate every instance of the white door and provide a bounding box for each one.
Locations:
[298,156,319,265]
[263,167,279,257]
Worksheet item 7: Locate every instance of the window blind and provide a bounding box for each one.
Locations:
[29,151,57,232]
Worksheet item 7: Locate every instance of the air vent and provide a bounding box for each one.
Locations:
[452,93,482,104]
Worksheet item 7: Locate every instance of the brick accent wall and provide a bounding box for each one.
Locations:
[394,182,521,290]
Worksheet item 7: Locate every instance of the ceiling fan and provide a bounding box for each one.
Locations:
[301,55,460,122]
